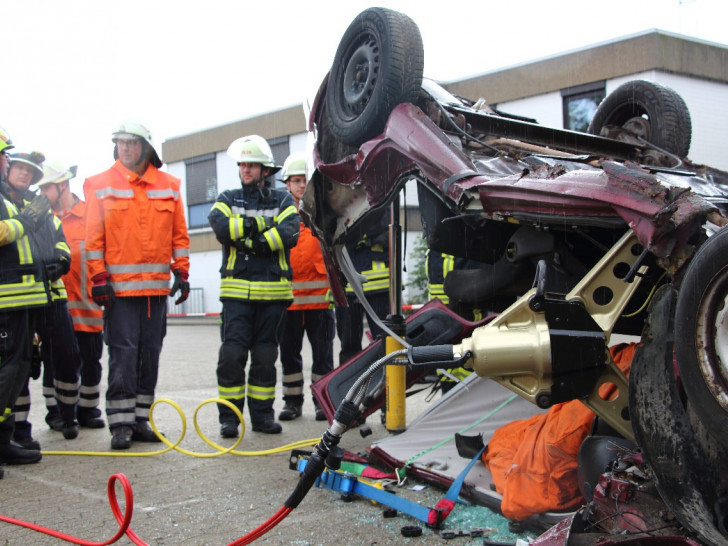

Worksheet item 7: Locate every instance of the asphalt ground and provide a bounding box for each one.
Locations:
[0,317,522,545]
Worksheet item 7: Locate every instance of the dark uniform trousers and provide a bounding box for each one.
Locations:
[280,308,335,404]
[335,292,390,365]
[76,331,104,421]
[105,296,166,428]
[0,309,32,444]
[217,299,287,425]
[13,302,82,438]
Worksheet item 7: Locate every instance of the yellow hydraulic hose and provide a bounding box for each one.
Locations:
[42,398,319,458]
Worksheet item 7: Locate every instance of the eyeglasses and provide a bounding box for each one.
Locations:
[115,138,142,148]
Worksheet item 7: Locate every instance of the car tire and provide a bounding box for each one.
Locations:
[674,226,728,449]
[325,7,424,146]
[587,80,692,158]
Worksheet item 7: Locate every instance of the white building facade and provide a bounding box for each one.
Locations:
[162,30,728,315]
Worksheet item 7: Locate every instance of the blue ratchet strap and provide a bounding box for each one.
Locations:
[296,446,485,528]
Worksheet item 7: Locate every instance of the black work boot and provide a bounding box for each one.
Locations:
[278,401,303,421]
[45,408,64,432]
[220,422,239,438]
[110,426,133,450]
[313,400,326,422]
[11,435,41,451]
[0,441,42,464]
[131,421,162,442]
[78,409,105,429]
[62,421,79,440]
[251,420,282,434]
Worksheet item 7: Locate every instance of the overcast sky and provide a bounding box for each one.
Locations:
[4,0,725,193]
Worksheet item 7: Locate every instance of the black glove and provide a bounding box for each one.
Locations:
[16,194,51,232]
[46,252,71,282]
[91,272,116,308]
[240,216,273,238]
[30,337,42,380]
[234,235,270,255]
[169,269,190,305]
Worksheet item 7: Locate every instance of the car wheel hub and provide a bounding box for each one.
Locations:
[696,270,728,411]
[342,37,379,116]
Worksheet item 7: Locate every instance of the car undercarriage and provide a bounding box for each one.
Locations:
[299,7,728,545]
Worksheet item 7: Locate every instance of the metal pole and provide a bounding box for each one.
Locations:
[385,195,406,433]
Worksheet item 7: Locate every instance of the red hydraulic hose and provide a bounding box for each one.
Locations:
[0,471,294,545]
[0,473,147,546]
[229,506,293,545]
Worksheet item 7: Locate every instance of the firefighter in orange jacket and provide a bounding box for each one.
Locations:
[278,153,334,422]
[37,161,105,429]
[84,120,190,450]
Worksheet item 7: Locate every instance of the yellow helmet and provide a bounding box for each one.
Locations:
[226,135,280,173]
[9,151,45,185]
[36,160,78,188]
[0,126,14,154]
[281,152,307,182]
[111,119,162,168]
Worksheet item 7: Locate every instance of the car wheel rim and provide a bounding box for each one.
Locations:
[341,35,379,118]
[622,115,651,141]
[696,268,728,412]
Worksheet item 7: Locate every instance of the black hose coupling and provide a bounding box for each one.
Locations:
[407,345,472,370]
[333,399,360,428]
[285,428,343,509]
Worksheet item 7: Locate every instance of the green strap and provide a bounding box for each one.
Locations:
[396,394,518,481]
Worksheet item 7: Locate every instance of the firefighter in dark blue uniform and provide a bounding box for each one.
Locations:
[0,128,54,466]
[426,249,477,393]
[335,211,390,365]
[208,135,299,436]
[5,152,77,448]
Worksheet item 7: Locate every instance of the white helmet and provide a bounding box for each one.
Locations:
[112,119,162,168]
[281,152,307,182]
[226,135,280,174]
[36,160,77,188]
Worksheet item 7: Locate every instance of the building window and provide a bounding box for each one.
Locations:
[267,136,290,189]
[562,81,606,132]
[186,154,217,229]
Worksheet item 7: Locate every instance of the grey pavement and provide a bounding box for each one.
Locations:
[1,317,453,545]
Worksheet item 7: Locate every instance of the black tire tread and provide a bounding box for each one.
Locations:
[326,8,423,146]
[674,226,728,449]
[588,80,692,157]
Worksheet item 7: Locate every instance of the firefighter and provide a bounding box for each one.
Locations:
[335,211,390,365]
[208,135,299,436]
[5,151,79,445]
[278,153,334,422]
[0,126,51,465]
[426,249,476,394]
[37,160,105,430]
[85,120,190,450]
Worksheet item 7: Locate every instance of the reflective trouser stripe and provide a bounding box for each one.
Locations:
[218,385,246,401]
[247,384,276,401]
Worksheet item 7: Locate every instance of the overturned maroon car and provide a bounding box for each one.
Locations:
[300,7,728,545]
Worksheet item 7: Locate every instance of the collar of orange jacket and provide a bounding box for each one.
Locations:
[112,159,159,185]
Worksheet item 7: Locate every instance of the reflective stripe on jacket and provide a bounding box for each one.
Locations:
[47,212,69,302]
[344,213,390,296]
[84,160,190,297]
[0,196,52,309]
[208,185,299,303]
[426,250,454,304]
[59,197,103,332]
[289,223,331,310]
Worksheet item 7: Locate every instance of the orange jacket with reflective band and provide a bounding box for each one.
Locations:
[482,342,637,521]
[289,223,331,311]
[84,160,190,297]
[58,196,103,333]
